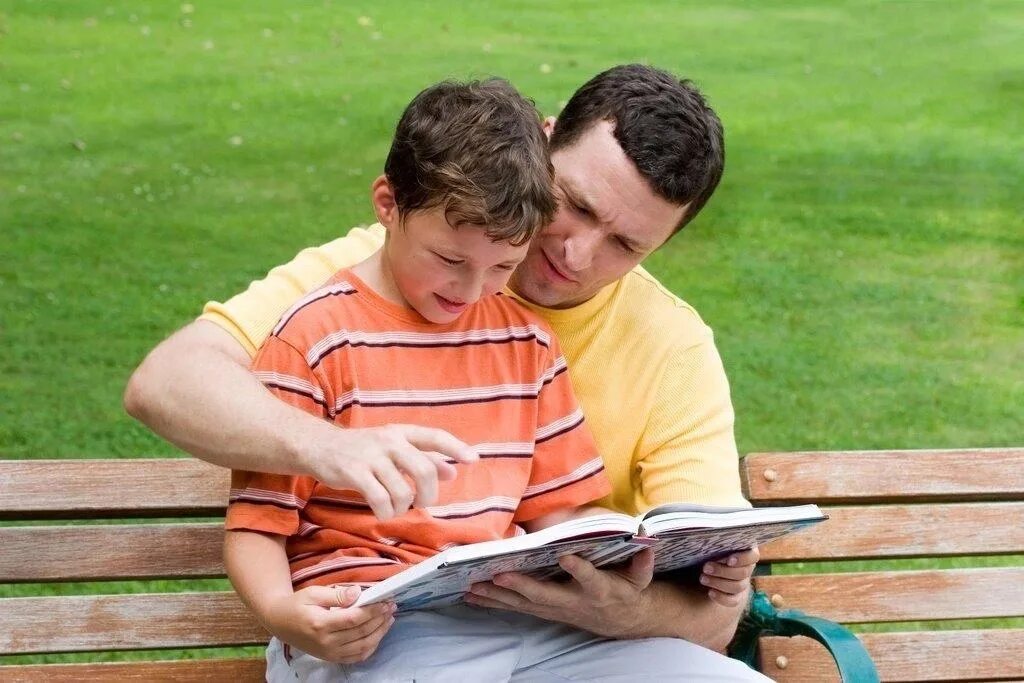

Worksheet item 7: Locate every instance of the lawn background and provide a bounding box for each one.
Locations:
[1,0,1022,665]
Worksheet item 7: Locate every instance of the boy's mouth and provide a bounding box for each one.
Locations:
[434,294,467,314]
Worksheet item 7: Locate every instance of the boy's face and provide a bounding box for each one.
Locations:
[384,207,530,324]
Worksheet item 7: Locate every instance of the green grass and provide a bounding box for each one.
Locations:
[1,0,1022,666]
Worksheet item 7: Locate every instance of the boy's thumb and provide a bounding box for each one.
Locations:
[304,584,361,608]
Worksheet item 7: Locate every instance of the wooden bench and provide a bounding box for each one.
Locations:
[2,449,1022,681]
[732,448,1024,682]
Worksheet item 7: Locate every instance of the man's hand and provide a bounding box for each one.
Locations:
[264,584,396,664]
[465,548,655,639]
[299,421,479,520]
[699,546,759,608]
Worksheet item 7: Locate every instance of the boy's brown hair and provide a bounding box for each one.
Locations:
[384,78,556,246]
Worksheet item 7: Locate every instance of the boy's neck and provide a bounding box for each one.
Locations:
[350,248,410,309]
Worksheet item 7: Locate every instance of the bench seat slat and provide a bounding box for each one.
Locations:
[742,449,1024,504]
[758,629,1024,682]
[760,502,1024,561]
[0,524,225,582]
[0,658,265,682]
[754,567,1024,623]
[0,459,229,520]
[0,593,268,655]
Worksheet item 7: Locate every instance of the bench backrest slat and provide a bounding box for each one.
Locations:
[753,567,1024,624]
[759,630,1024,682]
[742,449,1024,504]
[0,459,229,519]
[759,501,1024,561]
[1,593,267,655]
[0,524,224,582]
[0,659,266,683]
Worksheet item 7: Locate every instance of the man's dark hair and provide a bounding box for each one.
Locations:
[550,64,724,232]
[385,79,556,246]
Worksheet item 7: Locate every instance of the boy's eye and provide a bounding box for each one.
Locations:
[493,263,515,271]
[436,253,463,266]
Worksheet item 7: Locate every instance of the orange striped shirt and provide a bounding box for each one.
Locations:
[225,269,610,589]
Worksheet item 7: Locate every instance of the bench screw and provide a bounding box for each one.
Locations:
[770,593,784,608]
[775,655,789,670]
[763,469,778,482]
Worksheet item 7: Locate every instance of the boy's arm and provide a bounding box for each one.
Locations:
[224,530,395,663]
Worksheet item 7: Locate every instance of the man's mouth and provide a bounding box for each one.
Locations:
[434,294,467,313]
[541,251,576,284]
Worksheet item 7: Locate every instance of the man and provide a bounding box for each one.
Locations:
[125,64,764,679]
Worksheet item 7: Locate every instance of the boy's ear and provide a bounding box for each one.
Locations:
[371,175,399,229]
[542,116,557,141]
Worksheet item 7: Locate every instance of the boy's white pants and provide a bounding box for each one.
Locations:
[266,604,771,682]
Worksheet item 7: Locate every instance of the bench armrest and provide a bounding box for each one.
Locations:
[730,591,880,683]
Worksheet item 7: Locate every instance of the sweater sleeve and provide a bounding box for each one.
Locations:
[199,225,385,356]
[634,332,750,510]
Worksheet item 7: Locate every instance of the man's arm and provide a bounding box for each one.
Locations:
[124,320,318,475]
[124,319,478,518]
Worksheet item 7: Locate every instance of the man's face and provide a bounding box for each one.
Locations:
[509,120,688,309]
[385,207,529,324]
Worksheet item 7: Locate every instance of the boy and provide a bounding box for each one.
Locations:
[224,79,612,679]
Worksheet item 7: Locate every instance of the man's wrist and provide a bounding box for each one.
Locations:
[281,410,331,479]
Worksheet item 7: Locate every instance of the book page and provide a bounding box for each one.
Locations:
[370,534,632,611]
[648,518,822,574]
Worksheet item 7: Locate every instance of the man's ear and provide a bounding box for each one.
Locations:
[542,116,557,141]
[371,175,399,229]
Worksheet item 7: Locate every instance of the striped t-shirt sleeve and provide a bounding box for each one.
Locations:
[514,337,611,522]
[224,335,323,537]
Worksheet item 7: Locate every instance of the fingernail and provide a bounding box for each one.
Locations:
[700,575,709,585]
[704,564,714,575]
[728,556,738,566]
[344,586,359,600]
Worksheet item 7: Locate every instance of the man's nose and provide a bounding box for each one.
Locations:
[563,229,599,272]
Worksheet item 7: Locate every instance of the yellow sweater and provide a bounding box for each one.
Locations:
[201,225,747,513]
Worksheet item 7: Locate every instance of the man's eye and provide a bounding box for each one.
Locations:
[614,237,636,252]
[493,264,515,271]
[570,202,592,219]
[437,254,463,266]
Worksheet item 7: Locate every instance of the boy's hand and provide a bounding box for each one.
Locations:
[699,546,759,607]
[302,422,479,520]
[265,584,396,664]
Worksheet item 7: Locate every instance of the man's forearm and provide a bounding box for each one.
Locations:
[634,577,745,652]
[124,320,323,476]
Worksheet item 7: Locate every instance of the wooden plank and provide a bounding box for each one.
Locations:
[0,459,230,520]
[0,524,225,582]
[758,629,1024,682]
[742,449,1024,504]
[754,568,1024,624]
[0,658,265,682]
[760,502,1024,561]
[0,592,268,655]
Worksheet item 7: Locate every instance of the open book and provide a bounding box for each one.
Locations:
[354,503,826,611]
